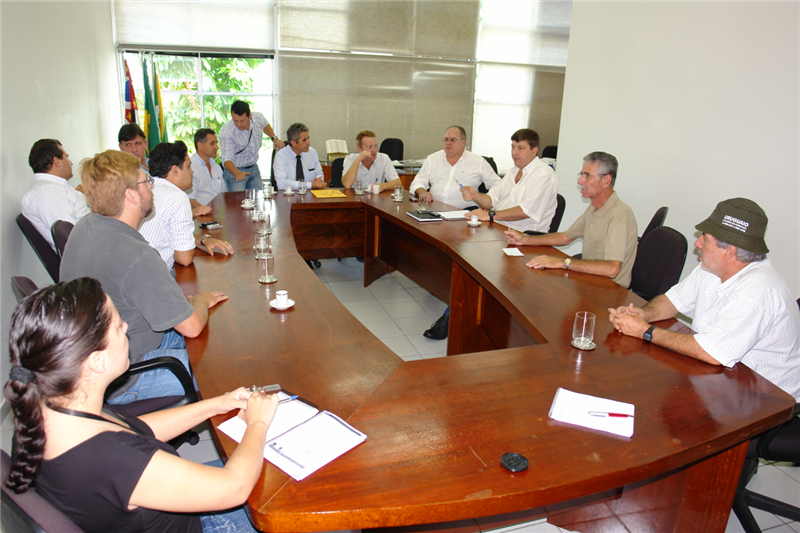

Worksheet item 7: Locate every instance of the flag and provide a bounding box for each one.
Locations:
[123,60,138,124]
[154,71,167,143]
[142,58,160,153]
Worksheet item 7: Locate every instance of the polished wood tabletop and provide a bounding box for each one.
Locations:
[177,189,794,533]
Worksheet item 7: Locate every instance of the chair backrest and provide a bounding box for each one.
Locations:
[640,206,669,242]
[1,450,85,533]
[549,194,566,233]
[11,277,38,303]
[541,145,557,159]
[16,214,60,283]
[379,138,403,161]
[51,221,74,257]
[269,142,289,189]
[754,403,800,463]
[629,226,687,300]
[329,158,345,188]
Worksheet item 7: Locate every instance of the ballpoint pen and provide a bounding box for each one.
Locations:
[279,395,299,404]
[588,411,634,418]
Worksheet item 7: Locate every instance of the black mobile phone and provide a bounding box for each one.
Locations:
[200,221,221,229]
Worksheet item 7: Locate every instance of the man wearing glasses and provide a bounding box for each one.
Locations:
[409,125,501,209]
[505,151,638,288]
[341,130,403,192]
[61,150,228,405]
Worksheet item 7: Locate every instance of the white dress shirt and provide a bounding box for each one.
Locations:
[219,111,268,168]
[342,152,399,185]
[488,157,558,233]
[188,152,224,205]
[21,173,91,250]
[273,146,323,190]
[138,178,196,270]
[409,150,501,209]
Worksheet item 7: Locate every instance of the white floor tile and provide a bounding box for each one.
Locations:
[337,291,379,307]
[323,270,361,282]
[364,319,405,339]
[394,315,440,336]
[750,464,800,508]
[778,464,800,483]
[407,333,448,355]
[421,352,448,359]
[371,288,416,304]
[345,303,391,323]
[367,277,404,292]
[419,298,449,316]
[381,336,419,357]
[381,300,431,319]
[399,354,424,362]
[484,518,563,533]
[329,280,369,294]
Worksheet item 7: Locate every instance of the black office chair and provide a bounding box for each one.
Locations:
[541,145,557,159]
[16,214,60,282]
[549,194,566,233]
[269,140,290,189]
[329,157,345,188]
[732,403,800,533]
[640,206,668,243]
[628,226,687,300]
[379,138,403,161]
[51,220,74,257]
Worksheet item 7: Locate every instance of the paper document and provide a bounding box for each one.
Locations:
[435,210,469,221]
[548,388,635,438]
[503,248,524,257]
[218,391,319,442]
[311,190,347,198]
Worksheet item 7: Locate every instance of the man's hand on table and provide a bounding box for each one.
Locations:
[608,303,650,338]
[203,237,234,256]
[192,205,213,218]
[504,229,531,246]
[311,177,326,189]
[525,255,567,270]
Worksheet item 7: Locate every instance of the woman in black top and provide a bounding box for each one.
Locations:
[4,278,278,532]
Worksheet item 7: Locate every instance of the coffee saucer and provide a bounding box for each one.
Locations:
[467,221,481,227]
[283,191,295,196]
[392,196,404,202]
[241,202,255,209]
[270,299,295,311]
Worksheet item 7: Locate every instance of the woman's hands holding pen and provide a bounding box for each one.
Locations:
[239,389,279,429]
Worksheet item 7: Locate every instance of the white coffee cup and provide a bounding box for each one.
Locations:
[276,290,289,307]
[470,214,479,225]
[371,183,381,194]
[284,186,292,194]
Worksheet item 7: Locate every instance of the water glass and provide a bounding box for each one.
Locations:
[394,186,403,199]
[258,253,277,284]
[254,234,269,260]
[257,212,270,235]
[246,188,256,204]
[298,180,307,195]
[354,180,365,195]
[417,195,430,212]
[572,311,596,350]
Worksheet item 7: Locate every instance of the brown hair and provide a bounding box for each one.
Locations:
[355,130,377,149]
[79,150,140,217]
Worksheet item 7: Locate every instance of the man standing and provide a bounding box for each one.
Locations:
[22,138,90,251]
[409,125,500,209]
[188,128,224,210]
[609,198,800,401]
[61,150,228,404]
[118,123,149,173]
[460,128,558,233]
[219,100,284,191]
[273,122,325,190]
[139,141,232,271]
[342,130,403,191]
[506,152,638,288]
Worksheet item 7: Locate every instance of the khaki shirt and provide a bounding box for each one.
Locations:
[565,191,638,287]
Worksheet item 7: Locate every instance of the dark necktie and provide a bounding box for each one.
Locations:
[296,154,304,185]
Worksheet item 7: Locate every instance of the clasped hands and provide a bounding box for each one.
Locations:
[215,386,279,427]
[608,303,651,338]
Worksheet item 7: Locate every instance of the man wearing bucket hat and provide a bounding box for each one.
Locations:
[609,198,800,400]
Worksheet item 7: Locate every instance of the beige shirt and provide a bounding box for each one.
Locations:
[565,191,638,287]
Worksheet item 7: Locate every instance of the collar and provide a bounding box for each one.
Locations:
[33,172,70,185]
[153,176,181,193]
[715,258,766,296]
[590,190,619,218]
[516,156,543,177]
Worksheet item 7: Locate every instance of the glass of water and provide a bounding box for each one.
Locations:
[257,212,270,235]
[571,311,596,350]
[258,252,277,284]
[354,180,365,195]
[298,180,307,195]
[254,234,269,260]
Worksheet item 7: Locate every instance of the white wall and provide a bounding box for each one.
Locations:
[1,1,119,412]
[557,1,800,294]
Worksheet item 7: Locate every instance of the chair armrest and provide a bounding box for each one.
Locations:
[108,356,198,409]
[755,402,800,461]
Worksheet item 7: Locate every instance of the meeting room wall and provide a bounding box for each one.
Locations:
[556,1,799,295]
[0,1,119,414]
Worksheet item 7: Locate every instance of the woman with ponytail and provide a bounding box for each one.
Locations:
[4,278,278,532]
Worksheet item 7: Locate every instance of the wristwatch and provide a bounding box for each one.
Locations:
[563,258,571,270]
[643,326,656,342]
[488,209,496,222]
[200,234,212,247]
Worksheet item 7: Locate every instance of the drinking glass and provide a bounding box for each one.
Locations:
[571,311,596,350]
[298,180,307,195]
[258,253,277,284]
[394,186,403,199]
[354,180,365,195]
[257,212,270,235]
[254,234,269,260]
[246,189,256,204]
[265,183,274,198]
[417,195,430,212]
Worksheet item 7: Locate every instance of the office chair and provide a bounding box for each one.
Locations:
[541,145,558,159]
[732,403,800,533]
[51,220,74,257]
[16,214,60,282]
[549,194,566,233]
[628,226,687,300]
[269,140,290,189]
[379,138,403,162]
[640,206,668,243]
[329,157,345,188]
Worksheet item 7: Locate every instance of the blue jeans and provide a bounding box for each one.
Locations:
[199,460,258,532]
[108,330,194,405]
[223,163,262,191]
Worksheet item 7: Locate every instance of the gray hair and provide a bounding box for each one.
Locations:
[445,125,467,140]
[714,238,767,263]
[287,122,308,144]
[583,151,618,187]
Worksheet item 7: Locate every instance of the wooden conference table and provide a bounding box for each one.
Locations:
[176,190,794,533]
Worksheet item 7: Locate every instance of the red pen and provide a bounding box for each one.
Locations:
[588,411,635,418]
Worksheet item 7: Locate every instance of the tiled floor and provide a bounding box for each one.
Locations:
[2,257,799,532]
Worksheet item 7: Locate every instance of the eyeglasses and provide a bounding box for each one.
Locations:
[361,144,378,151]
[137,176,155,186]
[577,172,605,180]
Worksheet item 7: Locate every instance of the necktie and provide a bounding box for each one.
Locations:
[296,154,304,186]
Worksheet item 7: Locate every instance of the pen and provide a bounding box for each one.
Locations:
[279,395,299,404]
[455,179,464,188]
[588,411,634,418]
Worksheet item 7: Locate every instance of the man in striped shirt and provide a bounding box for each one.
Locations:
[139,141,233,272]
[219,100,284,192]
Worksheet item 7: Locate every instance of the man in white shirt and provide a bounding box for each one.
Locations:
[273,122,326,191]
[188,128,223,212]
[139,141,233,271]
[460,128,558,233]
[609,198,800,401]
[342,130,403,191]
[219,100,283,192]
[409,125,501,209]
[21,138,90,251]
[118,124,149,173]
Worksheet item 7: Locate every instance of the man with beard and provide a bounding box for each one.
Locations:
[60,150,228,404]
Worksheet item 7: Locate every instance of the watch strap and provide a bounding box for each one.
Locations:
[643,325,656,342]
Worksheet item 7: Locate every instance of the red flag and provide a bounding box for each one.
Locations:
[124,60,138,124]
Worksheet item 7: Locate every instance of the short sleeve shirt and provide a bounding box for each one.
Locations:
[138,178,196,270]
[487,157,558,233]
[342,152,399,185]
